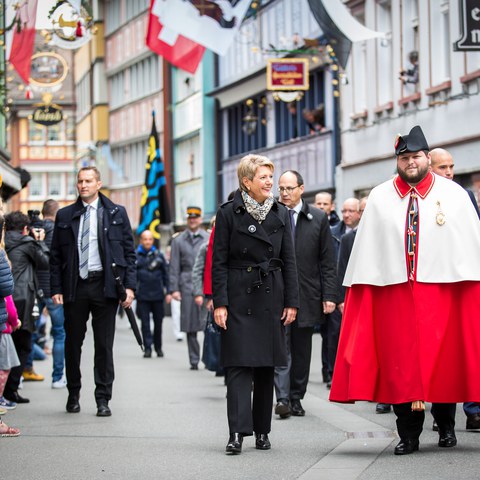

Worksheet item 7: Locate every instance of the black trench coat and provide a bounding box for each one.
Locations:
[212,190,299,368]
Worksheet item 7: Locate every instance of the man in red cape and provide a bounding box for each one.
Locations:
[329,126,480,455]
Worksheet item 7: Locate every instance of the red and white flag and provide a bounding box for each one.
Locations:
[146,0,205,74]
[8,0,39,84]
[158,0,252,56]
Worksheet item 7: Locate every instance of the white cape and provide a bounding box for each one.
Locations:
[344,174,480,286]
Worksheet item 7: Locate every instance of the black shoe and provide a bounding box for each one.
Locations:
[156,349,164,357]
[326,382,332,390]
[143,348,152,358]
[322,371,332,384]
[66,394,80,413]
[375,403,392,414]
[394,438,419,455]
[225,433,243,454]
[5,391,30,404]
[290,399,305,417]
[274,399,291,418]
[190,364,199,370]
[432,420,439,431]
[438,429,457,448]
[96,403,112,417]
[466,413,480,430]
[255,433,271,450]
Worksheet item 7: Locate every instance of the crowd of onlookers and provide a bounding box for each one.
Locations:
[0,200,61,437]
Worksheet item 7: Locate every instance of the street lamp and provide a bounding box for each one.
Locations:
[242,99,258,135]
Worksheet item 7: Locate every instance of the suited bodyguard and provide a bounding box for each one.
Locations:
[274,171,337,418]
[50,167,136,417]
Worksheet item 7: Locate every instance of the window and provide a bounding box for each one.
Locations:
[223,93,267,158]
[28,120,45,143]
[401,0,420,95]
[105,0,122,34]
[430,0,451,84]
[29,173,44,197]
[67,172,76,196]
[48,172,62,196]
[275,69,326,143]
[76,73,91,120]
[376,0,393,106]
[47,123,62,143]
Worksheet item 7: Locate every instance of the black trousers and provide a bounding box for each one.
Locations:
[64,276,118,404]
[290,323,314,400]
[393,403,456,440]
[327,309,342,375]
[227,366,274,436]
[136,300,164,351]
[4,329,32,397]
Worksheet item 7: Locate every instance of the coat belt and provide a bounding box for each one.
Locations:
[228,258,283,288]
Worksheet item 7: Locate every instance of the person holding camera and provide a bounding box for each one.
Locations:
[3,211,49,404]
[136,230,169,358]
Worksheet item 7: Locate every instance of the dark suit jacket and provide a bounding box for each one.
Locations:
[50,192,136,303]
[337,229,356,303]
[293,201,338,327]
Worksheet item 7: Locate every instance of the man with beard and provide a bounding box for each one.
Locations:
[330,126,480,455]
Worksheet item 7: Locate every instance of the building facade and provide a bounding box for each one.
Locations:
[211,0,336,203]
[337,0,480,203]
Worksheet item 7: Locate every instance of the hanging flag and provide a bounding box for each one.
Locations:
[157,0,253,56]
[8,0,39,84]
[147,0,205,74]
[137,112,171,237]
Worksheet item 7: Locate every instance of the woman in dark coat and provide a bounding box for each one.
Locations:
[212,154,299,454]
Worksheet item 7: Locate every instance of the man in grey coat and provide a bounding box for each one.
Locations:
[274,171,338,418]
[169,206,209,369]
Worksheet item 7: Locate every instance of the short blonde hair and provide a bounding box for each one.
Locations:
[237,154,274,192]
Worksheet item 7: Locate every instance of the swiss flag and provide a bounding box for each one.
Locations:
[146,0,205,74]
[8,0,38,84]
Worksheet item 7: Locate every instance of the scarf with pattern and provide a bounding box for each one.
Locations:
[241,190,274,224]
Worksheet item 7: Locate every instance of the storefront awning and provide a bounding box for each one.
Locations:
[308,0,385,68]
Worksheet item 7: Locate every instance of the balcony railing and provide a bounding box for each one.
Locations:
[219,131,334,199]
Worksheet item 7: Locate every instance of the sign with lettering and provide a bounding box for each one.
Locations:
[454,0,480,51]
[266,58,309,91]
[32,105,63,126]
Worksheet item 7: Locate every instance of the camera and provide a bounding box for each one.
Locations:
[28,209,44,229]
[27,209,45,239]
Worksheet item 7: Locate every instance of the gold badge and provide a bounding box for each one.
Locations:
[436,201,445,226]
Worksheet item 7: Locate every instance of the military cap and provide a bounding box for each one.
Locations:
[394,125,429,155]
[186,206,202,218]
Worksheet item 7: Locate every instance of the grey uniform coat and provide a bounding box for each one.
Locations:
[212,190,299,368]
[169,228,209,332]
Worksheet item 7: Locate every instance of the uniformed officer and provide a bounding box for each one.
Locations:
[169,206,209,369]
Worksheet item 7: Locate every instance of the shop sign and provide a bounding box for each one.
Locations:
[266,58,309,91]
[32,105,63,126]
[455,0,480,51]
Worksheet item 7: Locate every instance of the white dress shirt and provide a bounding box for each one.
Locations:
[78,197,103,273]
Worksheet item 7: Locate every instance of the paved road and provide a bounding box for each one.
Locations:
[2,315,480,479]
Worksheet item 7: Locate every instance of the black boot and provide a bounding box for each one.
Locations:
[225,433,243,454]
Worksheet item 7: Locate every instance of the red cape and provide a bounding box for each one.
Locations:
[330,281,480,404]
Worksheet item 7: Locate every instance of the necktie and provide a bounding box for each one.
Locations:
[406,193,418,281]
[289,209,296,243]
[79,205,91,279]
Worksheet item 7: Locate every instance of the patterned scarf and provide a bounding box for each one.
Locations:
[241,190,274,224]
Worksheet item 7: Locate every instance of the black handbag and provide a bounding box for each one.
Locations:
[202,310,222,372]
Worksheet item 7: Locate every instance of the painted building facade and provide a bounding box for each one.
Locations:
[337,0,480,203]
[211,0,336,203]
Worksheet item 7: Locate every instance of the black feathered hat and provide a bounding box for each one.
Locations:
[394,125,429,155]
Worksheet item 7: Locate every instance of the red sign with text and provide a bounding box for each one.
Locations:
[267,58,309,91]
